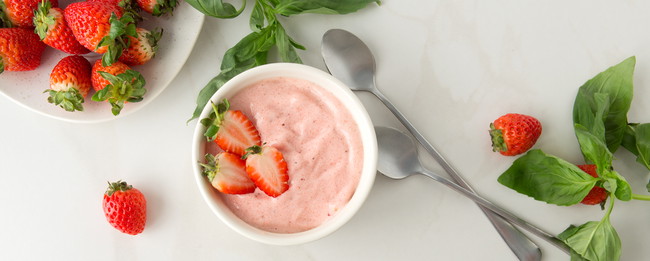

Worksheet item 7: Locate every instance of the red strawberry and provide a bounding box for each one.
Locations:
[90,59,146,115]
[118,27,162,66]
[244,145,290,197]
[103,180,147,235]
[201,99,262,156]
[0,0,57,28]
[46,55,92,112]
[136,0,178,16]
[64,1,135,66]
[489,113,542,156]
[0,28,45,73]
[200,152,257,194]
[577,164,608,206]
[33,1,89,55]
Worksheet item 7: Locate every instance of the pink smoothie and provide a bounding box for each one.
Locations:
[206,76,364,233]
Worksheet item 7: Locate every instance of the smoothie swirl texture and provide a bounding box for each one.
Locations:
[205,76,364,233]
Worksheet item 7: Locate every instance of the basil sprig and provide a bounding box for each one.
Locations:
[186,0,380,122]
[498,56,650,260]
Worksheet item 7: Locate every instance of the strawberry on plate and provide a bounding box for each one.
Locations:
[33,0,89,55]
[45,55,92,112]
[118,27,162,66]
[244,145,289,197]
[577,164,608,206]
[136,0,178,16]
[201,152,256,194]
[90,59,146,115]
[0,27,45,73]
[490,113,542,156]
[64,0,136,66]
[201,99,262,156]
[0,0,58,28]
[103,180,147,235]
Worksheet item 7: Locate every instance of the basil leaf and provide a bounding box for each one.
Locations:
[497,149,598,206]
[189,27,276,122]
[275,24,303,63]
[611,171,632,201]
[574,124,613,173]
[250,0,266,32]
[557,218,621,261]
[633,123,650,170]
[274,0,380,16]
[185,0,246,18]
[621,123,639,155]
[572,56,635,153]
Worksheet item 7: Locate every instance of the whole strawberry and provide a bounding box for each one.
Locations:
[90,59,146,115]
[489,113,542,156]
[577,164,608,206]
[64,1,135,65]
[33,0,89,55]
[0,0,58,28]
[103,180,146,235]
[46,55,92,112]
[0,28,46,73]
[136,0,178,16]
[118,27,162,66]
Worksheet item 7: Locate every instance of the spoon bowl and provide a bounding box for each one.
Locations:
[375,126,570,254]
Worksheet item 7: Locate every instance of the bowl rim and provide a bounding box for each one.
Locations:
[191,62,377,245]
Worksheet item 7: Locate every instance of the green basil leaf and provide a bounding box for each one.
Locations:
[633,123,650,170]
[185,0,246,18]
[250,0,266,32]
[621,124,639,155]
[574,124,613,173]
[557,218,621,261]
[274,0,379,16]
[275,24,302,63]
[497,149,598,206]
[611,171,632,201]
[572,56,635,153]
[189,28,276,123]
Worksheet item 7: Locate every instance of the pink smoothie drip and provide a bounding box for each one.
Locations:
[206,77,364,233]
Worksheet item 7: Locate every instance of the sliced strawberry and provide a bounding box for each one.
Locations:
[200,99,261,156]
[244,145,289,197]
[201,152,256,194]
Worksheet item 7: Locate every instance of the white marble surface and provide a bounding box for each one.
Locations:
[1,0,649,260]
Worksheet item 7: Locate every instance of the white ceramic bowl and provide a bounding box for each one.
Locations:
[191,63,377,245]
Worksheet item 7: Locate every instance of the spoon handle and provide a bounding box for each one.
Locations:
[371,90,553,259]
[418,168,571,254]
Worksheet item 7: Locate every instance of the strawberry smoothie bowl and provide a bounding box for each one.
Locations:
[191,63,377,245]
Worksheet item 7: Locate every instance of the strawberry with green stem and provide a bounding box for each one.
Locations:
[103,180,146,235]
[490,113,542,156]
[0,0,57,28]
[45,55,92,112]
[201,152,256,194]
[33,0,89,55]
[64,0,136,66]
[90,59,146,115]
[201,99,262,157]
[118,27,162,66]
[243,145,289,197]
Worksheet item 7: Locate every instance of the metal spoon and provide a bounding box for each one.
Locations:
[375,126,571,255]
[321,28,544,260]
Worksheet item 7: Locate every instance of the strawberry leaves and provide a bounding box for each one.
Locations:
[188,0,379,122]
[200,99,230,141]
[98,13,138,67]
[92,69,146,115]
[45,88,85,112]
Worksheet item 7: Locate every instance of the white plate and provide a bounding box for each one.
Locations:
[0,0,204,123]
